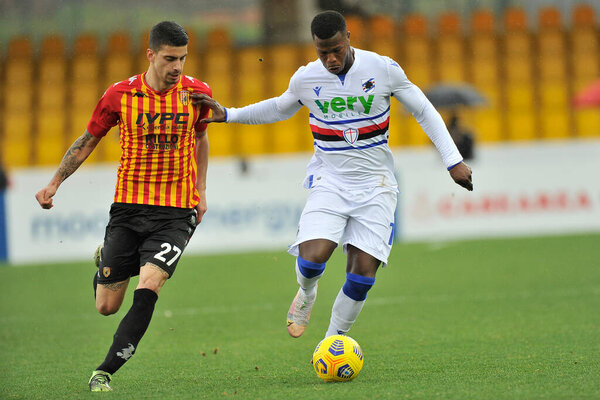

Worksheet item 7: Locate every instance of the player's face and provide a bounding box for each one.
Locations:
[313,30,353,75]
[148,44,187,87]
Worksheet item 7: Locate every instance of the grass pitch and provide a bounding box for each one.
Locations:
[1,233,599,399]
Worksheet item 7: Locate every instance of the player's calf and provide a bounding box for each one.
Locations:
[287,257,325,337]
[326,273,375,337]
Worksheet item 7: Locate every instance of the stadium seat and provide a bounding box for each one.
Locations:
[235,45,270,155]
[401,14,432,88]
[299,42,317,65]
[36,36,67,165]
[182,29,201,79]
[69,34,103,163]
[503,8,537,141]
[102,33,133,163]
[507,111,537,141]
[2,37,34,166]
[400,14,432,146]
[436,12,466,82]
[537,7,570,139]
[268,44,304,153]
[135,31,150,74]
[472,108,502,142]
[570,4,600,138]
[105,32,133,86]
[345,15,367,49]
[201,28,236,157]
[368,15,398,58]
[469,11,500,90]
[367,15,402,147]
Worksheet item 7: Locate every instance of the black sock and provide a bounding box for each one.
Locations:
[96,288,158,375]
[93,273,98,299]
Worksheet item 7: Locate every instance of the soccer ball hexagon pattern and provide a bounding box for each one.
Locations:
[312,335,364,382]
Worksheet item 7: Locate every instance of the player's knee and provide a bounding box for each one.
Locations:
[342,273,376,301]
[297,256,326,278]
[299,240,336,264]
[137,264,168,294]
[96,301,120,316]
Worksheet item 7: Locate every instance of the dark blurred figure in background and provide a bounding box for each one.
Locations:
[0,153,10,191]
[0,164,8,192]
[0,159,9,262]
[447,113,475,160]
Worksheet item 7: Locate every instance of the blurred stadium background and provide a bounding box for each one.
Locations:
[1,0,599,167]
[1,4,599,398]
[1,0,599,264]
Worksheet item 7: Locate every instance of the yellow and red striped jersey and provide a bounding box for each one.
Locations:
[87,73,211,208]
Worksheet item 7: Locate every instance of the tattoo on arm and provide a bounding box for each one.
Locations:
[56,131,94,183]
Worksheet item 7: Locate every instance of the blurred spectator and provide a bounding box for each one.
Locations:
[447,113,475,160]
[0,162,9,192]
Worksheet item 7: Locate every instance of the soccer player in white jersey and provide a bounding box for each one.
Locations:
[193,10,473,339]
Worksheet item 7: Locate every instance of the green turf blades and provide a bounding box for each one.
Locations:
[0,233,599,399]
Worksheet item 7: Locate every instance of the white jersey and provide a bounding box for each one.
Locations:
[226,48,462,191]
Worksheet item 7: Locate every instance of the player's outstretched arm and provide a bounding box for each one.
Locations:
[191,93,226,123]
[35,130,101,209]
[448,162,473,191]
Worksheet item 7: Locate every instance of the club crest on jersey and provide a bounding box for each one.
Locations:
[362,78,375,93]
[179,90,190,106]
[343,128,359,144]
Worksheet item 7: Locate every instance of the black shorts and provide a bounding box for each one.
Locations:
[97,203,197,284]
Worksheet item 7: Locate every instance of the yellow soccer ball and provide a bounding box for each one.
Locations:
[312,335,364,382]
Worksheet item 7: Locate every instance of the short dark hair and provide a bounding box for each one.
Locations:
[149,21,188,50]
[311,10,347,39]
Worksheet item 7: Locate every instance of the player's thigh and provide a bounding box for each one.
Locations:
[298,239,338,263]
[297,188,349,243]
[289,188,348,258]
[342,190,397,265]
[98,223,142,284]
[346,244,380,277]
[138,209,196,279]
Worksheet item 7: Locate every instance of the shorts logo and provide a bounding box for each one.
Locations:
[362,78,375,93]
[343,128,359,144]
[103,267,111,278]
[179,90,190,106]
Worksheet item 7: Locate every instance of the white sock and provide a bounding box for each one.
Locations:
[325,288,365,337]
[296,261,320,297]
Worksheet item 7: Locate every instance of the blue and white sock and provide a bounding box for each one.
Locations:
[326,273,375,337]
[296,256,325,296]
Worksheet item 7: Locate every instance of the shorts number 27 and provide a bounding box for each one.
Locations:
[154,242,182,266]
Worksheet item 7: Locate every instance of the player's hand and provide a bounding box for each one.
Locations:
[194,196,207,225]
[449,162,473,191]
[191,93,226,123]
[35,185,58,209]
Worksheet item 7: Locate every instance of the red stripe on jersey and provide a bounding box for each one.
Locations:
[309,117,390,137]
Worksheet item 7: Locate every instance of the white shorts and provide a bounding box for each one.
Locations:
[288,184,398,265]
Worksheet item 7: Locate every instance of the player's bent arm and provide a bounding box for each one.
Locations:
[194,129,209,223]
[35,130,101,209]
[51,130,101,187]
[412,99,463,169]
[389,65,462,169]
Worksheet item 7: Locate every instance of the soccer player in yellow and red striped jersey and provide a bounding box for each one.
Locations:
[35,21,210,392]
